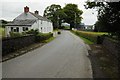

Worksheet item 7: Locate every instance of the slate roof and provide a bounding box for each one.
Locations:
[29,12,51,22]
[6,11,51,26]
[6,20,36,26]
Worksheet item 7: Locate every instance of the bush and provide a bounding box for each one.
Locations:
[26,29,39,35]
[9,32,23,38]
[58,31,61,34]
[36,32,53,42]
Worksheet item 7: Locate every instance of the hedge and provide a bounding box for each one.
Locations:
[36,33,53,42]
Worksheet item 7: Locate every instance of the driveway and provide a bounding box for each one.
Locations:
[2,30,92,78]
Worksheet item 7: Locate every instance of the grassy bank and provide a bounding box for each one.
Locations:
[72,30,108,44]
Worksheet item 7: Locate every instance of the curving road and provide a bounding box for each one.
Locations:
[2,30,92,78]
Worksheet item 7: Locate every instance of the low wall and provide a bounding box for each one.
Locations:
[2,35,35,56]
[102,37,120,57]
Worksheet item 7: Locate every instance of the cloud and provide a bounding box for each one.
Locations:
[0,0,98,25]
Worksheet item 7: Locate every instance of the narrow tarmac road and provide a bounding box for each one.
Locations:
[2,31,92,78]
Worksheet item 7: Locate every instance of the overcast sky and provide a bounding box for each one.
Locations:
[0,0,98,25]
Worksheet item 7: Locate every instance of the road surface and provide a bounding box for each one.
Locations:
[2,31,92,78]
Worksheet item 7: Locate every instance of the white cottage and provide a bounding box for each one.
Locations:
[5,6,53,36]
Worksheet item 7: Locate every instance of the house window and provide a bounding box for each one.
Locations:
[23,27,28,31]
[16,27,19,32]
[13,27,19,32]
[11,27,13,32]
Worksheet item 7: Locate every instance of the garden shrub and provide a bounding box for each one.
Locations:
[58,31,61,34]
[36,32,53,42]
[9,32,22,38]
[26,29,39,35]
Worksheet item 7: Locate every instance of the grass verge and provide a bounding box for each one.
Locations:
[43,37,55,43]
[71,30,94,44]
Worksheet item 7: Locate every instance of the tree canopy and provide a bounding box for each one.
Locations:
[63,4,83,30]
[44,4,83,30]
[0,20,8,28]
[43,4,65,29]
[85,1,120,39]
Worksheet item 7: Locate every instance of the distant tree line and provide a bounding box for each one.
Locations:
[43,4,83,30]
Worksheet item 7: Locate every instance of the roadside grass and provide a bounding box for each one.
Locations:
[0,27,5,37]
[43,37,55,43]
[79,36,94,44]
[79,31,108,35]
[71,30,108,44]
[71,30,94,44]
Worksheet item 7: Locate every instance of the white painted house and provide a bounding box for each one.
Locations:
[5,6,53,36]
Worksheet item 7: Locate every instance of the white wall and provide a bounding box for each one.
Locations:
[31,20,53,33]
[5,26,31,37]
[31,20,39,30]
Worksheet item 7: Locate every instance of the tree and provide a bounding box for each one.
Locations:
[85,1,120,77]
[63,4,83,30]
[43,4,65,29]
[85,1,120,39]
[0,20,8,28]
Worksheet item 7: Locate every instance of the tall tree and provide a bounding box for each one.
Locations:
[63,4,83,30]
[85,1,120,77]
[43,4,65,29]
[0,20,8,28]
[85,1,120,38]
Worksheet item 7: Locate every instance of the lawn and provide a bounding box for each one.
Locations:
[0,27,5,37]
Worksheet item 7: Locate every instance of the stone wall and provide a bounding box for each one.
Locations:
[2,35,35,56]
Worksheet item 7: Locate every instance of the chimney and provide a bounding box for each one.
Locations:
[24,6,29,13]
[35,10,39,15]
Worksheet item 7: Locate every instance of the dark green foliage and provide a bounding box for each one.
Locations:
[43,4,65,29]
[2,35,35,56]
[2,32,53,56]
[9,32,22,38]
[36,33,53,42]
[57,31,61,34]
[44,4,83,30]
[63,4,83,30]
[0,20,8,28]
[85,1,120,40]
[26,29,39,35]
[58,26,65,29]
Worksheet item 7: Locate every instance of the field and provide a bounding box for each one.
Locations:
[0,27,5,37]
